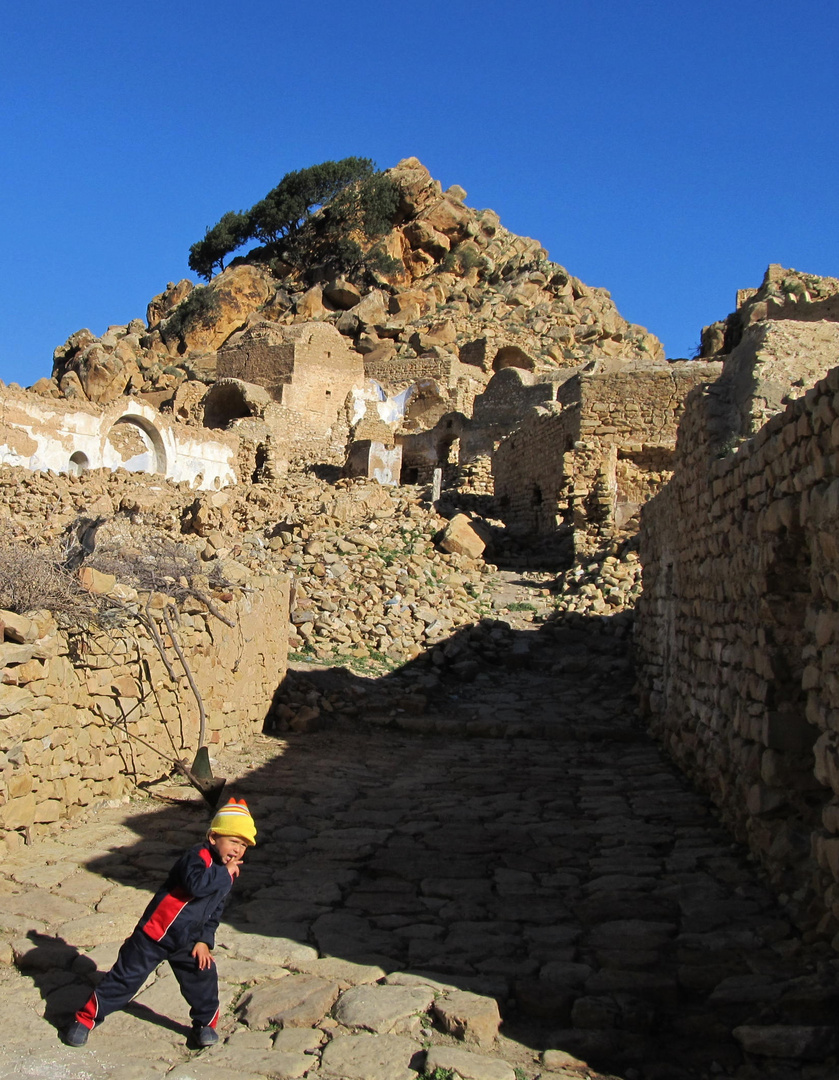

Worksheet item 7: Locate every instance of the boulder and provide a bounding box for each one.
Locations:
[76,345,140,404]
[296,284,327,319]
[324,278,362,310]
[439,514,487,559]
[350,290,389,330]
[169,264,274,354]
[146,279,193,329]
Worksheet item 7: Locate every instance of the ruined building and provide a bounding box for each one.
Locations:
[491,359,721,557]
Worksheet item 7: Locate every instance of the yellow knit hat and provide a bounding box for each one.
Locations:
[209,797,257,847]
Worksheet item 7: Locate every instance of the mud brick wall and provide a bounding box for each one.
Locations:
[635,364,839,937]
[0,576,288,854]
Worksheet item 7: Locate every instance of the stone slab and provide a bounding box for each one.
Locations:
[425,1044,517,1080]
[320,1032,424,1080]
[334,982,435,1033]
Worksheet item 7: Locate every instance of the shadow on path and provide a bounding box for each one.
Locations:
[16,930,190,1040]
[75,613,837,1080]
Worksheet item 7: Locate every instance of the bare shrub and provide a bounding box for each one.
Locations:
[0,537,96,619]
[88,537,233,604]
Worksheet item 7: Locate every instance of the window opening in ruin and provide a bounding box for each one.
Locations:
[437,436,457,466]
[252,444,269,483]
[69,451,89,476]
[531,485,543,507]
[493,345,535,373]
[107,416,167,476]
[400,465,419,485]
[325,389,332,398]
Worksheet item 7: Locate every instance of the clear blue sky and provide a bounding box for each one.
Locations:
[1,1,836,385]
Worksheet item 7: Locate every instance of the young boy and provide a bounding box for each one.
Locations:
[63,797,257,1049]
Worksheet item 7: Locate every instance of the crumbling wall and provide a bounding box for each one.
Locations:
[461,367,565,462]
[0,387,238,490]
[364,356,456,385]
[492,363,719,553]
[701,264,839,358]
[397,413,469,484]
[218,321,364,435]
[0,576,288,854]
[492,403,578,535]
[635,361,839,934]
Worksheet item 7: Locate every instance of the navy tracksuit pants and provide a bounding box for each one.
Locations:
[75,928,219,1031]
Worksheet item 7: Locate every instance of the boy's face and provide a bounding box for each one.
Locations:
[210,833,248,864]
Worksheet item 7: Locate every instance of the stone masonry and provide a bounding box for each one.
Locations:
[0,574,288,856]
[635,336,839,939]
[218,321,364,435]
[492,360,720,557]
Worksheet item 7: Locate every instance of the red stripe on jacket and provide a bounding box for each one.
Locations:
[141,886,192,941]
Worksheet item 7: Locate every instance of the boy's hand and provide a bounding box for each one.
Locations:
[224,855,243,880]
[192,942,213,970]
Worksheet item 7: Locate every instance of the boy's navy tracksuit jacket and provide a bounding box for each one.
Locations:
[76,843,233,1031]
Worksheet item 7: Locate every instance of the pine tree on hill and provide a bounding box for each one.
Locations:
[188,158,400,283]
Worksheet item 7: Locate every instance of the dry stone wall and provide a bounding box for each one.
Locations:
[0,576,288,855]
[635,361,839,937]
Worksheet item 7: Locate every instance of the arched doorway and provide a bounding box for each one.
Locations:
[106,415,167,475]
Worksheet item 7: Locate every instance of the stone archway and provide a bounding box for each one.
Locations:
[202,379,273,430]
[106,415,167,475]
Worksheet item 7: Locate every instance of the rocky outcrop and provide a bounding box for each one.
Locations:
[44,159,663,420]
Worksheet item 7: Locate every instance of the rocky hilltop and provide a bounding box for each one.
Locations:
[37,158,663,410]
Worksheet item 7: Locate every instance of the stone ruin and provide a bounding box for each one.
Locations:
[492,359,722,558]
[0,386,239,490]
[30,157,665,482]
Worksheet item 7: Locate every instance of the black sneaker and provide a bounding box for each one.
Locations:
[63,1021,90,1047]
[191,1025,218,1048]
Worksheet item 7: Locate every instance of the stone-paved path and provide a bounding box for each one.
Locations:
[0,602,837,1079]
